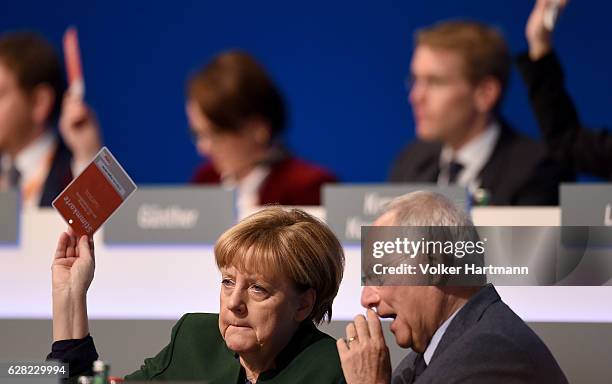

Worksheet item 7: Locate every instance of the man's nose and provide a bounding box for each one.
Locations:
[409,81,426,106]
[361,286,381,309]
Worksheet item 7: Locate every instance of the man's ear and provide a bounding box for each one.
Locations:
[473,76,501,114]
[295,288,316,322]
[426,251,448,286]
[30,84,55,126]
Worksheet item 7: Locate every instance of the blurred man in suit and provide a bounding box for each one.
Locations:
[337,191,568,383]
[0,32,100,207]
[518,0,612,179]
[390,21,571,205]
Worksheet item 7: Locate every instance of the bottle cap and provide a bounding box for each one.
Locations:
[93,360,105,372]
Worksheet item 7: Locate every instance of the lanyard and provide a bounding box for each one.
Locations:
[21,142,57,206]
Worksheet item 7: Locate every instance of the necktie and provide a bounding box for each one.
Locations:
[412,353,427,382]
[447,160,464,184]
[8,162,21,189]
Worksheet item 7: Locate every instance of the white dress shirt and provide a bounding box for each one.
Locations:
[1,130,56,207]
[438,121,501,194]
[423,306,463,365]
[221,165,271,212]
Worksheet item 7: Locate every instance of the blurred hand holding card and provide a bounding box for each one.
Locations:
[63,26,85,99]
[53,147,137,237]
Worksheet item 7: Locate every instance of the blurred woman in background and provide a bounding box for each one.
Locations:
[186,51,337,208]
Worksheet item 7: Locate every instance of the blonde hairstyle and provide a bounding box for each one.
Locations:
[215,207,345,324]
[415,20,511,97]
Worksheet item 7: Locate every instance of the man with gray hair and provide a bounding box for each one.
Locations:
[337,191,567,383]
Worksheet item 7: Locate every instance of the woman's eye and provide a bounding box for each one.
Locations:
[221,278,235,287]
[250,284,268,295]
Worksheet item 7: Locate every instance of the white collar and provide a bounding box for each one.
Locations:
[221,165,271,210]
[1,130,56,185]
[439,121,500,189]
[423,305,463,365]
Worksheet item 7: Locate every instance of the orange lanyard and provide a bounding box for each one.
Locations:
[21,142,57,205]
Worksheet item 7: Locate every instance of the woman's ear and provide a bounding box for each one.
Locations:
[243,117,271,146]
[294,288,316,322]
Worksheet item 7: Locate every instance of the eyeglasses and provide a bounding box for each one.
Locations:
[405,74,468,92]
[188,126,225,145]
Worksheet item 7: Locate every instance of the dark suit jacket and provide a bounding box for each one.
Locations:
[48,313,345,384]
[392,285,568,384]
[388,121,572,205]
[192,155,337,206]
[0,133,73,207]
[39,137,73,207]
[517,51,612,180]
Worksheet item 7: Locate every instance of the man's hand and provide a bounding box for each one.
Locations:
[526,0,568,61]
[59,94,102,166]
[337,309,391,384]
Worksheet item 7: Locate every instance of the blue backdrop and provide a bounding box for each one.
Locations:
[2,0,610,183]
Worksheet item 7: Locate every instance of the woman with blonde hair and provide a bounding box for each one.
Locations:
[49,207,345,383]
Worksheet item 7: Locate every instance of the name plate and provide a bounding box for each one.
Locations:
[0,191,18,244]
[323,184,468,244]
[560,183,612,247]
[104,186,235,245]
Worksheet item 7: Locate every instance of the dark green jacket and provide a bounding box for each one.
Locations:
[125,313,345,383]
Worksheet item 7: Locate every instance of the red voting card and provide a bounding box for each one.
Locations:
[53,147,137,237]
[63,26,85,98]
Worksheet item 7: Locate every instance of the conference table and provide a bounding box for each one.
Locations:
[2,205,611,323]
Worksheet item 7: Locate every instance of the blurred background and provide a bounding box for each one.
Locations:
[2,0,609,184]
